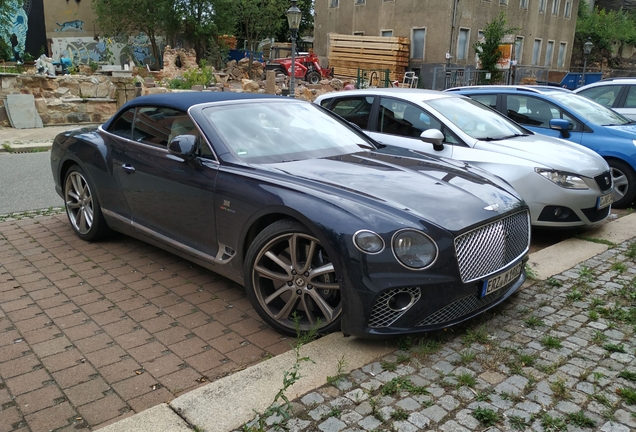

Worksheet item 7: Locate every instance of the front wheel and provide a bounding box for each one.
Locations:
[608,159,636,208]
[63,165,112,241]
[305,71,321,85]
[244,219,342,336]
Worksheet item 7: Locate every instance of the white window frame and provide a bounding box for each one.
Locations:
[515,36,524,63]
[564,0,571,18]
[355,0,366,4]
[532,38,542,66]
[545,40,555,66]
[457,28,470,60]
[500,0,508,5]
[539,0,547,13]
[330,0,339,8]
[381,29,394,37]
[411,27,426,60]
[520,0,529,9]
[551,0,560,15]
[557,42,567,67]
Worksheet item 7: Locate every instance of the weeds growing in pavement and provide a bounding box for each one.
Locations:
[326,355,347,386]
[396,352,411,364]
[566,288,583,302]
[241,315,317,432]
[508,414,530,430]
[455,372,476,388]
[458,350,476,364]
[381,376,429,396]
[475,389,493,402]
[524,315,545,328]
[626,242,636,258]
[549,378,570,400]
[539,412,567,431]
[390,407,408,421]
[472,407,500,426]
[603,343,626,353]
[540,335,563,349]
[588,310,599,320]
[462,327,489,345]
[414,338,443,356]
[578,265,593,281]
[619,371,636,382]
[516,353,537,367]
[617,387,636,405]
[546,277,563,287]
[397,336,414,351]
[380,360,397,372]
[611,262,627,273]
[566,411,596,428]
[324,407,341,418]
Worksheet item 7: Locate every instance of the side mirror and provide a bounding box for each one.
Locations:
[549,119,571,139]
[420,129,445,151]
[168,134,198,160]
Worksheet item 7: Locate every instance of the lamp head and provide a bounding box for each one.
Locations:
[584,37,593,56]
[286,0,302,31]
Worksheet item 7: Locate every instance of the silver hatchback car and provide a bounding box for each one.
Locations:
[315,88,613,228]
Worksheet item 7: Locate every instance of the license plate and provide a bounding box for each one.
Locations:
[481,262,523,297]
[597,192,613,210]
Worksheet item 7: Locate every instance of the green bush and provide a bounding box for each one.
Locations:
[167,60,216,90]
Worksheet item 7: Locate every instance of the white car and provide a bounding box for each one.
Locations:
[575,78,636,120]
[315,88,613,228]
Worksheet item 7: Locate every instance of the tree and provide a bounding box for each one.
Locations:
[274,0,314,43]
[473,12,518,74]
[234,0,288,54]
[93,0,174,70]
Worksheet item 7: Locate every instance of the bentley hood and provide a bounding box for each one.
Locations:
[266,149,525,232]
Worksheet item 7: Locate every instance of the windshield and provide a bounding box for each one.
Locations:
[202,101,373,163]
[550,92,631,126]
[427,96,527,140]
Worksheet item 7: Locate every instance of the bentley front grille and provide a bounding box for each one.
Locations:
[368,287,421,328]
[454,210,530,283]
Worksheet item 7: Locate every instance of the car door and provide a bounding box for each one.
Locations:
[616,86,636,120]
[366,97,455,159]
[502,95,584,144]
[112,106,220,258]
[328,96,375,129]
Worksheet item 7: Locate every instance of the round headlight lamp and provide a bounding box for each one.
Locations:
[353,230,385,254]
[392,229,438,270]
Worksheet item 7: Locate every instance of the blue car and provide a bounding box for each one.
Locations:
[446,85,636,208]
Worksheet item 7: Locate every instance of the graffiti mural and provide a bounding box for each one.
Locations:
[51,34,162,68]
[0,0,47,61]
[55,20,84,32]
[1,0,29,60]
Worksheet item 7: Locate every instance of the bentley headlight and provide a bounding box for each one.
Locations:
[535,168,589,190]
[353,230,384,254]
[392,230,437,269]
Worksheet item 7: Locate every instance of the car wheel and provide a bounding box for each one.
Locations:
[244,219,342,336]
[306,71,321,85]
[63,165,111,241]
[608,159,636,208]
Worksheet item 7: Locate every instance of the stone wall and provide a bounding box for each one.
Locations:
[0,73,136,127]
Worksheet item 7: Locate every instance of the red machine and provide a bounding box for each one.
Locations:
[264,53,333,84]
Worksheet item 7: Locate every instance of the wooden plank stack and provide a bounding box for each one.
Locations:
[328,34,410,84]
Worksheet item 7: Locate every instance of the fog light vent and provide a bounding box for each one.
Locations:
[368,287,421,328]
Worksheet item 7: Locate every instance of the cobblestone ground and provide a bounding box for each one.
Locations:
[0,211,292,431]
[244,242,636,432]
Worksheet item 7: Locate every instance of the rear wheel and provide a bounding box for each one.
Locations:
[63,165,111,241]
[244,219,342,336]
[306,71,321,85]
[608,159,636,208]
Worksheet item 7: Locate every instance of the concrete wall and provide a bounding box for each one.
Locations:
[314,0,579,87]
[44,0,98,40]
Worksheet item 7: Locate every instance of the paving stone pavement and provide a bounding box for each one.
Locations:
[0,211,294,431]
[238,241,636,432]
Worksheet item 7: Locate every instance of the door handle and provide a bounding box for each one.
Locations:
[122,164,136,174]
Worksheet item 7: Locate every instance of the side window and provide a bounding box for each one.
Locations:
[625,86,636,108]
[578,85,621,108]
[470,94,497,109]
[132,107,198,148]
[506,96,579,130]
[108,108,135,139]
[330,97,373,129]
[320,98,333,107]
[377,97,460,144]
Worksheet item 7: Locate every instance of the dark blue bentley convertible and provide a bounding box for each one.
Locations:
[50,92,530,338]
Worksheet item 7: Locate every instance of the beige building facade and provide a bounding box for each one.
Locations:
[314,0,580,87]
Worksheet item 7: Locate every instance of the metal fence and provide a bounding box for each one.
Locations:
[431,67,511,90]
[356,69,392,88]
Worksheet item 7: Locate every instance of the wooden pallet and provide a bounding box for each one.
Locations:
[328,34,410,84]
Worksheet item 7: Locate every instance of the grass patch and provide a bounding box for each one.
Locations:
[618,371,636,382]
[458,350,476,364]
[524,315,545,328]
[462,327,489,345]
[390,407,409,421]
[414,339,443,356]
[525,264,538,280]
[475,390,493,402]
[549,378,570,400]
[566,411,596,428]
[576,235,616,247]
[626,242,636,258]
[324,407,341,418]
[455,372,476,388]
[588,310,599,320]
[508,415,530,430]
[603,343,626,353]
[381,360,397,372]
[472,407,500,427]
[326,355,347,386]
[540,412,567,431]
[396,352,411,364]
[517,353,537,367]
[397,336,414,351]
[617,387,636,405]
[381,376,429,396]
[546,277,563,287]
[592,330,607,345]
[540,335,563,349]
[577,265,594,281]
[612,262,627,273]
[566,289,583,302]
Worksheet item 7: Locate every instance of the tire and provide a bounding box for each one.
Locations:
[244,219,342,336]
[63,165,112,241]
[608,159,636,208]
[306,71,321,85]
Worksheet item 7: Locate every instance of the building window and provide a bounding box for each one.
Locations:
[355,0,366,4]
[381,30,393,37]
[545,40,554,66]
[353,31,364,36]
[532,39,542,65]
[551,0,560,15]
[564,0,571,18]
[520,0,529,9]
[557,42,566,67]
[539,0,546,12]
[515,36,524,63]
[476,30,485,62]
[500,0,508,5]
[411,28,426,60]
[330,0,339,7]
[457,28,470,60]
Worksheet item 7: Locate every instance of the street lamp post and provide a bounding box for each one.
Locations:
[286,1,302,98]
[581,37,593,88]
